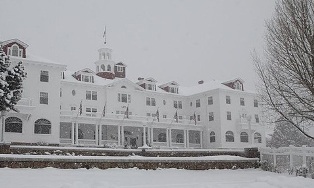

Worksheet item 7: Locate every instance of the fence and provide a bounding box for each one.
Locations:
[260,146,314,173]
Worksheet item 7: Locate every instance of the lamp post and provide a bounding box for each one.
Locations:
[0,111,7,143]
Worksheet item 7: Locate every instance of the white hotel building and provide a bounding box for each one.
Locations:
[0,39,266,149]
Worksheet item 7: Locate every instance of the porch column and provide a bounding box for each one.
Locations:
[184,129,187,148]
[166,128,170,147]
[200,131,203,148]
[143,125,147,146]
[95,124,99,146]
[169,128,172,148]
[150,127,154,145]
[75,122,79,145]
[118,126,121,146]
[98,124,102,146]
[121,126,124,146]
[186,130,190,148]
[147,127,151,146]
[71,121,75,145]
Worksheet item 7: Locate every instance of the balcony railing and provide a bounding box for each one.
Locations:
[60,110,199,125]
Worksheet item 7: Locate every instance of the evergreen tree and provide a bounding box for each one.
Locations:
[270,120,313,148]
[0,46,26,112]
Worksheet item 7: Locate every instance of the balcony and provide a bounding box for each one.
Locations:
[60,110,199,126]
[237,117,259,131]
[15,98,35,111]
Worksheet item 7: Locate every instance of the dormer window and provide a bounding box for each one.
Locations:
[81,75,94,83]
[170,87,178,94]
[235,81,242,90]
[117,66,123,72]
[8,44,23,57]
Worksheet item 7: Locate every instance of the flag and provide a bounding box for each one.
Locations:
[156,109,159,122]
[193,112,197,125]
[125,106,129,119]
[79,101,82,116]
[103,26,107,44]
[102,104,106,117]
[174,111,178,123]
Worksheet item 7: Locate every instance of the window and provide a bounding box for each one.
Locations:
[12,45,19,56]
[254,99,258,107]
[210,131,215,142]
[190,102,192,106]
[101,64,106,71]
[82,75,94,83]
[86,91,91,100]
[196,99,201,108]
[178,116,182,120]
[34,119,51,134]
[173,101,178,108]
[121,86,126,89]
[40,71,49,82]
[240,132,248,142]
[208,112,214,121]
[158,133,166,142]
[226,96,231,104]
[225,131,234,142]
[235,81,242,90]
[176,134,184,143]
[227,111,232,120]
[146,113,151,117]
[208,96,213,105]
[197,115,201,121]
[118,93,131,103]
[40,92,48,104]
[163,115,167,119]
[163,100,166,105]
[92,91,97,100]
[72,90,76,96]
[146,97,156,106]
[240,98,245,106]
[255,114,259,123]
[86,107,97,117]
[146,97,150,106]
[254,132,262,143]
[117,66,123,72]
[170,87,178,93]
[107,65,111,71]
[147,84,153,90]
[178,101,182,109]
[71,106,76,111]
[5,117,22,133]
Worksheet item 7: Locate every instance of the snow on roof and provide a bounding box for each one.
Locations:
[179,80,235,96]
[1,38,29,48]
[63,70,119,86]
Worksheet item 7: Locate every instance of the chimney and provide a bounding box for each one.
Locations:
[198,80,204,84]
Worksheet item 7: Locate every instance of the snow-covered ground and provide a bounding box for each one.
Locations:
[0,168,313,188]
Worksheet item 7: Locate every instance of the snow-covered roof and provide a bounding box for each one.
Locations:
[0,39,29,48]
[179,80,235,96]
[10,54,66,68]
[62,70,119,86]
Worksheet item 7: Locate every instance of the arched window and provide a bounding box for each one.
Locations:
[121,86,127,89]
[5,117,22,133]
[107,65,111,71]
[158,133,166,142]
[12,45,19,56]
[176,134,184,143]
[254,132,262,143]
[240,132,248,142]
[210,131,215,142]
[34,119,51,134]
[101,64,106,71]
[225,131,234,142]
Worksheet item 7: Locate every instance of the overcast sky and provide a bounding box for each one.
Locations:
[0,0,275,90]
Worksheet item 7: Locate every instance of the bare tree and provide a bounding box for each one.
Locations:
[254,0,314,139]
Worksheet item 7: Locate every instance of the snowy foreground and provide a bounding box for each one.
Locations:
[0,168,313,188]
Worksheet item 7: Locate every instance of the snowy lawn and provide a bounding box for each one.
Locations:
[0,168,313,188]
